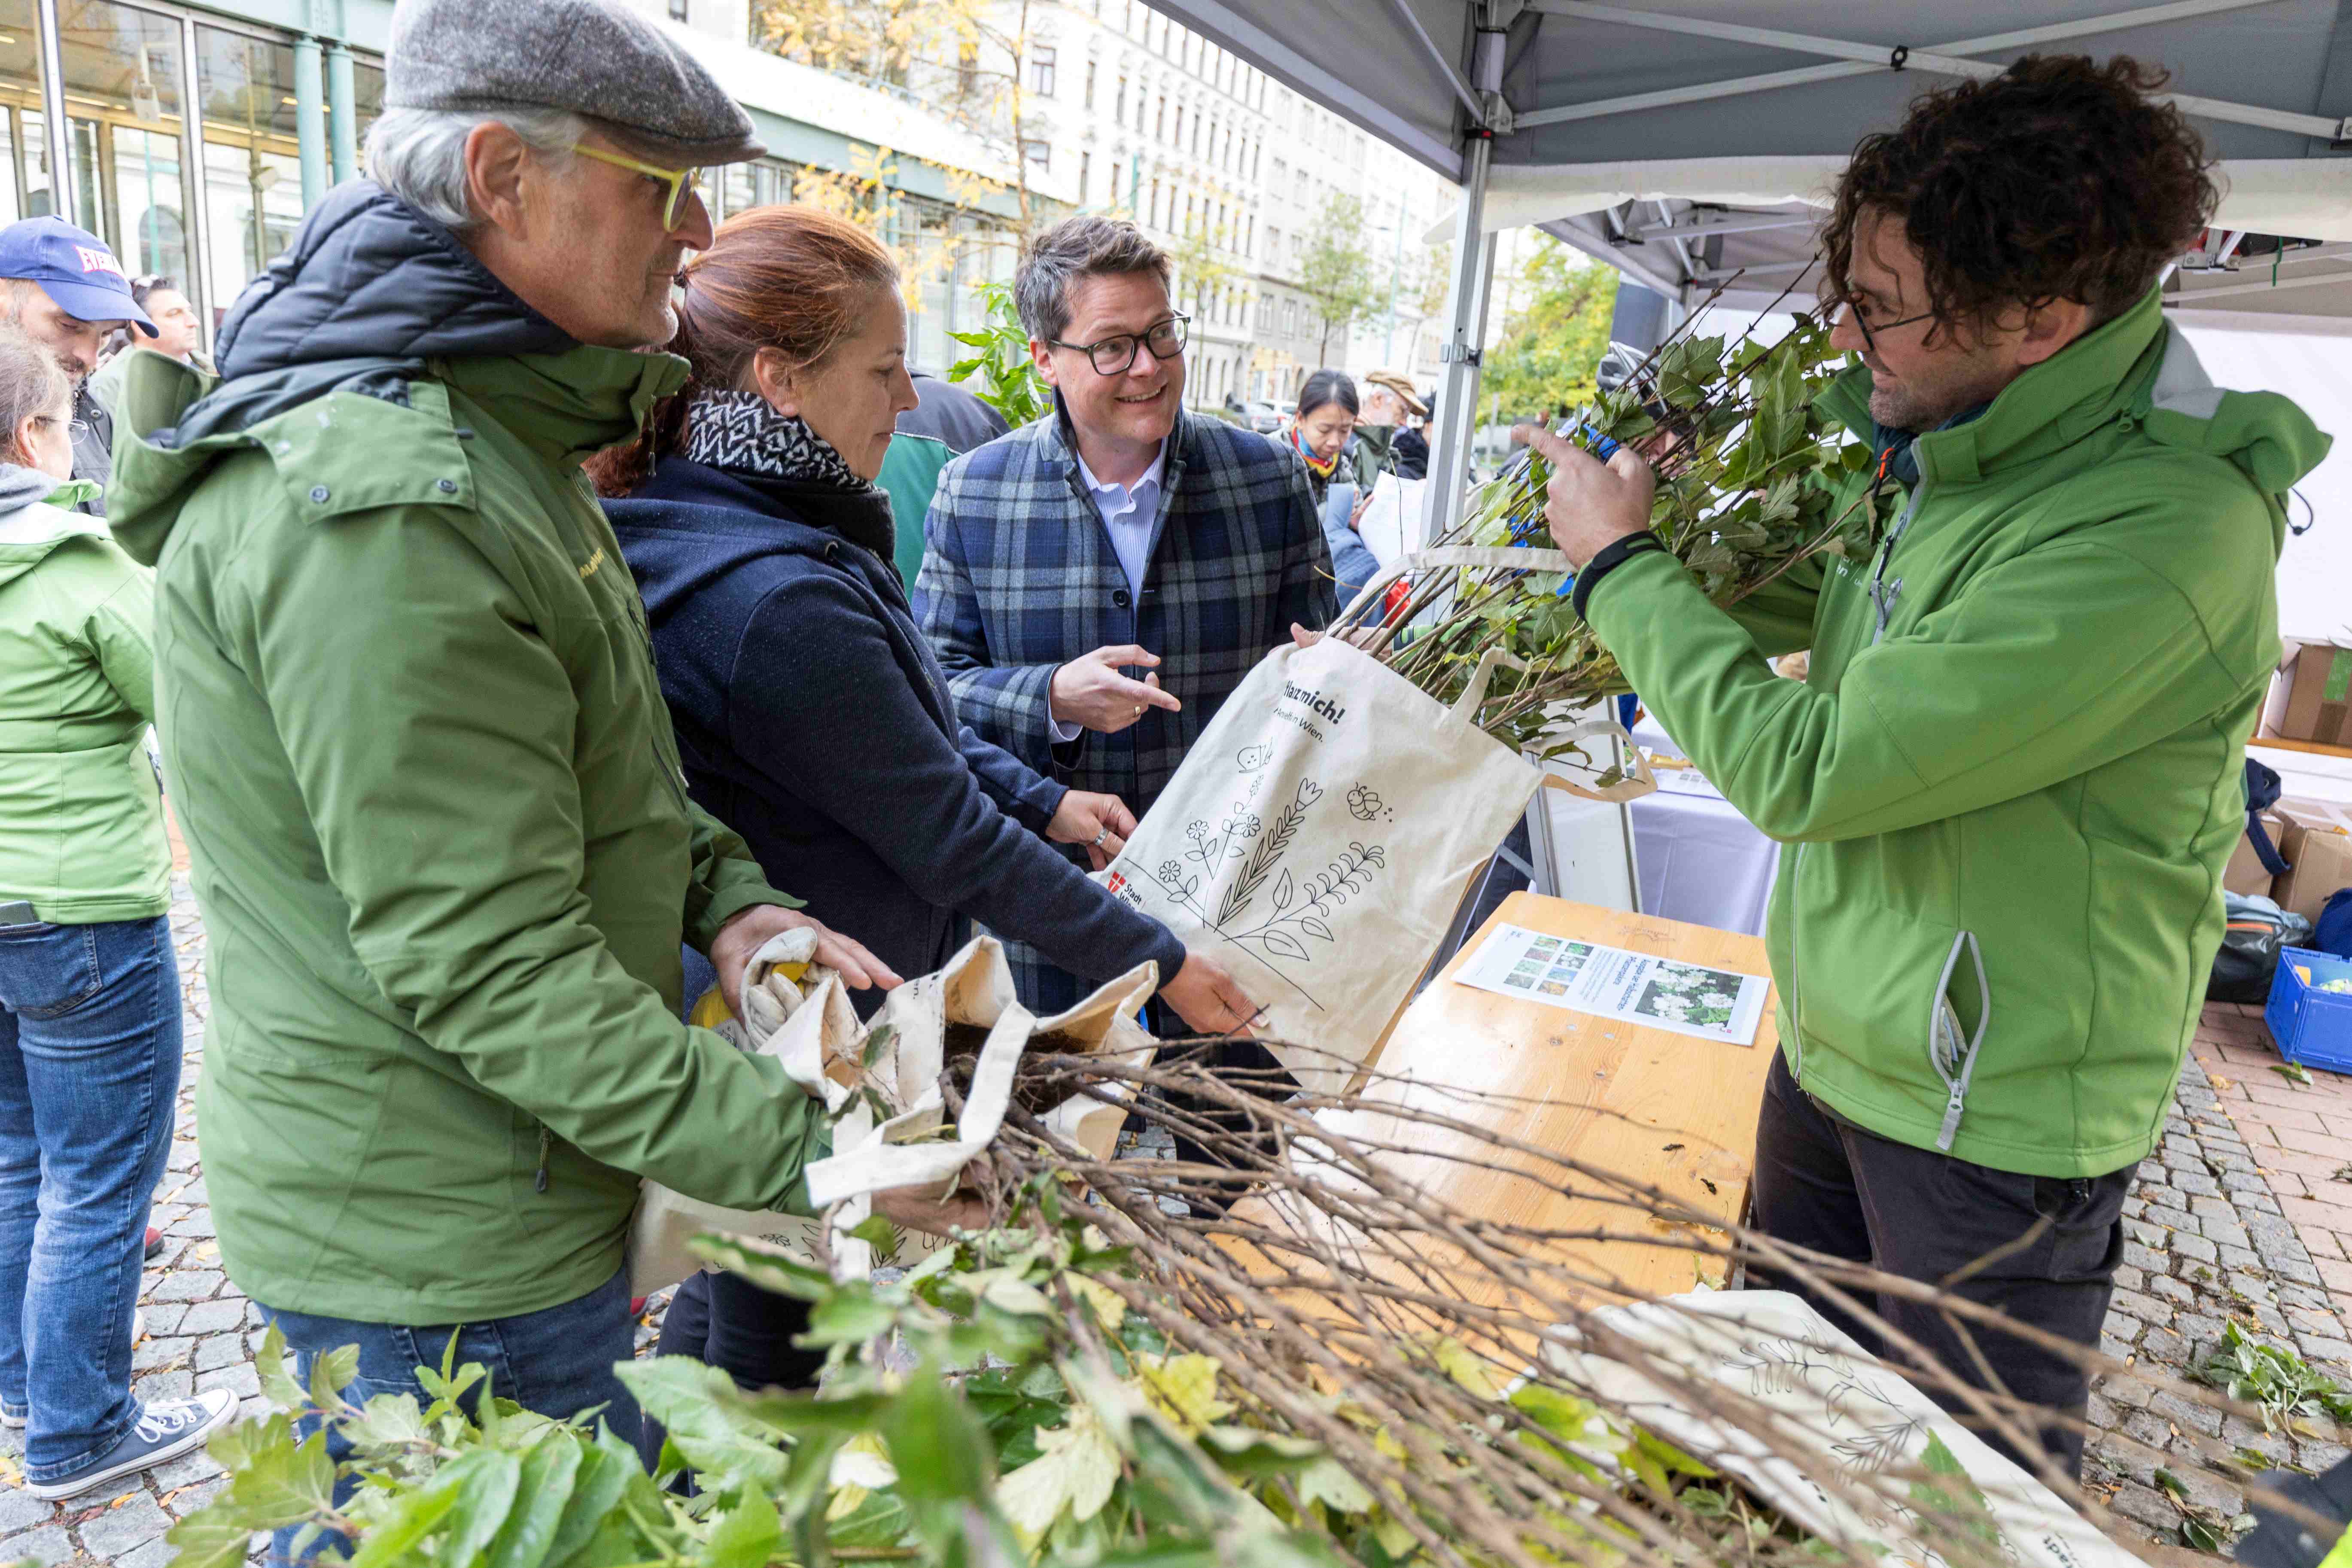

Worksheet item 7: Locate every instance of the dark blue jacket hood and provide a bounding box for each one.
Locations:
[607,458,897,632]
[604,456,1184,1014]
[161,182,574,447]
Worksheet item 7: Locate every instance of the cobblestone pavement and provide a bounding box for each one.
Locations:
[2081,1042,2352,1558]
[4,874,2348,1562]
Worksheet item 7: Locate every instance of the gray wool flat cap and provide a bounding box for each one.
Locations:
[385,0,764,166]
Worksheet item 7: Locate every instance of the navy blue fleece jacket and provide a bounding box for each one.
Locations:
[608,457,1187,1016]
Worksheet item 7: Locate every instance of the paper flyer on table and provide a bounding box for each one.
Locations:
[1452,923,1768,1047]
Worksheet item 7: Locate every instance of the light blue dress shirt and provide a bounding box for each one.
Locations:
[1049,439,1169,742]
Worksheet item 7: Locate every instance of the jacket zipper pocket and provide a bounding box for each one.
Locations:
[536,1124,553,1194]
[1929,931,1993,1151]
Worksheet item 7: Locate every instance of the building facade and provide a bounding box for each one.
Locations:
[0,0,392,343]
[0,0,1061,367]
[1015,0,1454,408]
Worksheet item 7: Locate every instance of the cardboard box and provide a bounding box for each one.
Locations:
[2274,797,2352,923]
[2226,808,2292,896]
[2264,639,2352,747]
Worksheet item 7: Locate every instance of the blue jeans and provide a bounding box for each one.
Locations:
[0,914,180,1483]
[264,1268,640,1563]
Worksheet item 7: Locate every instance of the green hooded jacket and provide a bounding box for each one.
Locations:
[0,469,169,923]
[1585,289,2327,1178]
[106,184,828,1322]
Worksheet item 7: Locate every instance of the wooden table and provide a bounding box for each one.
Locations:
[1236,891,1781,1318]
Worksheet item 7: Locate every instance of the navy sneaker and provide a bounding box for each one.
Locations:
[24,1390,235,1499]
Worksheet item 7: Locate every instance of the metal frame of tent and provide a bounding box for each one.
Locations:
[1149,0,2352,534]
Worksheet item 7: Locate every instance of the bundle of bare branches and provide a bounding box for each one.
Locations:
[917,1041,2316,1566]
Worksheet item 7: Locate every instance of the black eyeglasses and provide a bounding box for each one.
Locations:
[1829,295,1935,353]
[1049,313,1189,375]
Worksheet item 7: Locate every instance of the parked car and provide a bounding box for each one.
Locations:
[1247,400,1290,433]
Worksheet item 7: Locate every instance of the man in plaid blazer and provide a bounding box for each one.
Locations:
[916,215,1338,1016]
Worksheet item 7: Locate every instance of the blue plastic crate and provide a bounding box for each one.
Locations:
[2267,947,2352,1075]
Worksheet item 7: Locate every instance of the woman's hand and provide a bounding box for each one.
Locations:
[1159,951,1261,1037]
[1050,790,1139,871]
[710,905,901,1014]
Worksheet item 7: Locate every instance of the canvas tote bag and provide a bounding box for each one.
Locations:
[629,935,1158,1293]
[1093,546,1652,1093]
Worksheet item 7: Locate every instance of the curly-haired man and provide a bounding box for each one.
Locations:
[1530,56,2330,1477]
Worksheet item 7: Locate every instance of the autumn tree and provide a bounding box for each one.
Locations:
[1294,192,1376,365]
[1478,238,1618,420]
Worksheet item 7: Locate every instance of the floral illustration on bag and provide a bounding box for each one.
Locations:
[1229,841,1386,965]
[1148,775,1375,1007]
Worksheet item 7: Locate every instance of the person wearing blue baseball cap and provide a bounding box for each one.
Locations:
[0,217,154,514]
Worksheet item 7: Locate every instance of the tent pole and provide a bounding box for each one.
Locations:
[1426,135,1495,544]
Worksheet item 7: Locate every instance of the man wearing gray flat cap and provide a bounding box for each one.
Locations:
[100,0,970,1537]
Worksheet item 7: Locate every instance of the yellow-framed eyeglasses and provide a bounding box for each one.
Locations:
[569,143,704,230]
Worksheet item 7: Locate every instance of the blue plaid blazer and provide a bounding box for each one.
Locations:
[915,403,1338,1014]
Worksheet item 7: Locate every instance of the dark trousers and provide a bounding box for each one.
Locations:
[268,1268,639,1562]
[1747,1049,2132,1479]
[638,1269,825,1475]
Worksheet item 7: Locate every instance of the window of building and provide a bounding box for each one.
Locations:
[1027,46,1055,97]
[195,23,304,303]
[56,0,192,289]
[0,1,52,227]
[1114,74,1126,120]
[1154,94,1164,140]
[668,0,687,19]
[1171,104,1181,147]
[1078,149,1089,203]
[1083,59,1095,110]
[1021,136,1049,172]
[1147,177,1159,228]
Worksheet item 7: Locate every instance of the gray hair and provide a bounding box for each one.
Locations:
[363,106,587,231]
[1013,215,1172,343]
[0,329,71,466]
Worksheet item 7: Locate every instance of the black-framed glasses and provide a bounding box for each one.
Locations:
[1829,295,1935,353]
[1049,312,1189,375]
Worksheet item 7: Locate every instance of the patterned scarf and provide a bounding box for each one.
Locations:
[1287,424,1339,479]
[682,390,876,494]
[679,389,895,563]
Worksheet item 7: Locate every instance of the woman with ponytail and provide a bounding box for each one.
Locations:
[590,208,1257,1405]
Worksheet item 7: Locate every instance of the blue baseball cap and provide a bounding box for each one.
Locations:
[0,217,155,335]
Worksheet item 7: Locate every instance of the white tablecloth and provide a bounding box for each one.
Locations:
[1626,717,1784,937]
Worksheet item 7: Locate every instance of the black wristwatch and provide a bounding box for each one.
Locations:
[1570,533,1669,622]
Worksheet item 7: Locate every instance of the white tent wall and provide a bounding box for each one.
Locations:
[2181,325,2352,642]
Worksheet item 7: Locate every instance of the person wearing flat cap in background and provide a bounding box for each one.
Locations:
[100,0,978,1545]
[1351,368,1427,491]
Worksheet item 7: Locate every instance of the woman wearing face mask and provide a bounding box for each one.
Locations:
[588,208,1257,1405]
[0,330,233,1501]
[1283,369,1381,602]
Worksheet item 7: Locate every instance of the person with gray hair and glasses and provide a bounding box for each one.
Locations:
[99,1,976,1546]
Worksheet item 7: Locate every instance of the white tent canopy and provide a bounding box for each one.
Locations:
[1146,0,2352,521]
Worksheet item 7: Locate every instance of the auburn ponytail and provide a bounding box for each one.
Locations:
[586,206,900,498]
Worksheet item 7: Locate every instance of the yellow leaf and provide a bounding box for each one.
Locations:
[1432,1337,1501,1401]
[1135,1354,1232,1436]
[1065,1275,1128,1334]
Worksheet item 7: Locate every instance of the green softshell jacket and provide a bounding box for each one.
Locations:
[0,469,170,923]
[106,314,829,1322]
[1586,289,2327,1178]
